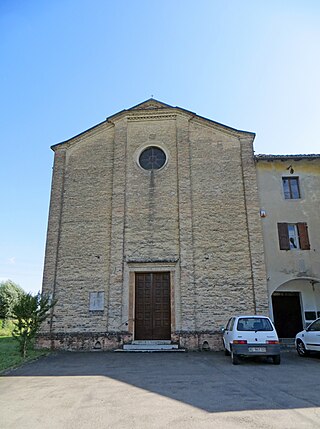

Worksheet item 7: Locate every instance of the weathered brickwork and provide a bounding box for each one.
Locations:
[40,100,268,351]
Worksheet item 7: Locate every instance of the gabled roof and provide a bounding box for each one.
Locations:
[255,154,320,161]
[51,98,255,150]
[106,98,255,137]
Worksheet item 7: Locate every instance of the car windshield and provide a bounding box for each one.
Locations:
[308,319,320,331]
[237,317,273,331]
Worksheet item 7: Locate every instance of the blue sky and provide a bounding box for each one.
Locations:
[1,0,319,294]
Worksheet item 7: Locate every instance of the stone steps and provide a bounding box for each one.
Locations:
[114,341,185,352]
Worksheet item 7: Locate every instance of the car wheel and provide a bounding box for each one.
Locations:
[272,354,281,365]
[231,349,240,365]
[296,340,309,357]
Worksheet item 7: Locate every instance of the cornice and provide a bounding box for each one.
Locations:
[120,107,254,139]
[126,259,179,269]
[127,113,177,122]
[189,115,254,139]
[51,120,114,151]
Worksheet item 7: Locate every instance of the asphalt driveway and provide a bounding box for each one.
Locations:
[1,350,320,429]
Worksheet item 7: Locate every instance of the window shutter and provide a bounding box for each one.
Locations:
[297,223,310,250]
[277,223,290,250]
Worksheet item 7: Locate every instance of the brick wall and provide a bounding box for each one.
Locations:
[40,102,268,350]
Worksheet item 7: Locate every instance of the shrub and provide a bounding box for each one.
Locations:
[12,292,55,358]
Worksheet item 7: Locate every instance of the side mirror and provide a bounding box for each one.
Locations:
[220,326,226,333]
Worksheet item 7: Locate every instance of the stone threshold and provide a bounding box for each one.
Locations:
[115,340,185,352]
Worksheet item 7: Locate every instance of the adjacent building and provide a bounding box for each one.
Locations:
[256,155,320,338]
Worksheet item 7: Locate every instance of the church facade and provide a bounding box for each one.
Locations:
[39,99,268,351]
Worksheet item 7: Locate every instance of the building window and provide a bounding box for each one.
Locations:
[277,223,310,250]
[305,311,317,321]
[288,224,300,249]
[89,292,104,311]
[139,146,166,170]
[282,177,300,199]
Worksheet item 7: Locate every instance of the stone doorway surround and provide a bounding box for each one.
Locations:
[124,261,179,341]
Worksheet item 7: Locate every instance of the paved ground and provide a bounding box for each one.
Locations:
[1,350,320,429]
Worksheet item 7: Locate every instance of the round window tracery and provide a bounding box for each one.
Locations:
[139,146,167,170]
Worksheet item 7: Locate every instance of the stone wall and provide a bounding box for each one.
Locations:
[37,331,223,352]
[40,101,268,351]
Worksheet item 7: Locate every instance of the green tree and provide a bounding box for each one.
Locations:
[0,280,25,324]
[12,292,56,358]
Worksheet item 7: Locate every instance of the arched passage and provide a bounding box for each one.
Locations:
[271,278,320,338]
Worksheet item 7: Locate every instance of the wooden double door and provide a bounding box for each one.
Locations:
[135,272,171,340]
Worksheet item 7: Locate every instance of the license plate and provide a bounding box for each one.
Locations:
[248,347,266,353]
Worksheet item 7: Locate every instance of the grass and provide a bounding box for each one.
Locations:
[0,319,16,336]
[0,320,50,373]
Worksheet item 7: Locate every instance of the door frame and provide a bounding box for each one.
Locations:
[125,262,178,340]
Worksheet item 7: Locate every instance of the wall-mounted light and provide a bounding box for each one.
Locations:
[286,165,294,174]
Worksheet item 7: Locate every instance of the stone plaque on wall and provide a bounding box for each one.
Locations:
[89,292,104,311]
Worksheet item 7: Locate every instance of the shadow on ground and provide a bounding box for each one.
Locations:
[3,350,320,413]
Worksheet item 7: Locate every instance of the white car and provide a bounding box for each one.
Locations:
[295,317,320,357]
[222,315,281,365]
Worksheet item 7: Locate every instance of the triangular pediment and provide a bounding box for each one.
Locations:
[52,98,255,151]
[130,98,172,111]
